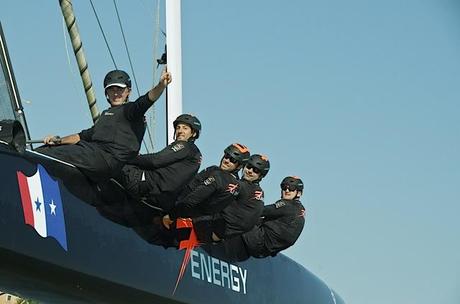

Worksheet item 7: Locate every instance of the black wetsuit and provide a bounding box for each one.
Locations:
[120,140,201,211]
[168,165,240,219]
[36,94,152,182]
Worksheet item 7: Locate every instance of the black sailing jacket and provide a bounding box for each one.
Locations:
[243,199,305,257]
[79,93,152,163]
[129,140,201,196]
[220,179,265,238]
[169,165,239,219]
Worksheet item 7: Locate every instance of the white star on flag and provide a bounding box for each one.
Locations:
[49,200,57,215]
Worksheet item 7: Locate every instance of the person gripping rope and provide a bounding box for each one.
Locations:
[36,69,171,182]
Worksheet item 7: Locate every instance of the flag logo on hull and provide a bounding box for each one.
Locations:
[17,165,68,251]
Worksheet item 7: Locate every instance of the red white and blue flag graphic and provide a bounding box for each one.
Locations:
[16,165,68,251]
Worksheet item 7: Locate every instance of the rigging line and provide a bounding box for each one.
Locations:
[142,133,150,153]
[112,0,154,153]
[112,0,140,97]
[88,0,117,69]
[144,117,154,152]
[148,0,162,152]
[152,0,161,86]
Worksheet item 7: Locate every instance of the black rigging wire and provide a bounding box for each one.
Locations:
[112,0,141,97]
[112,0,154,152]
[88,0,117,69]
[87,0,155,153]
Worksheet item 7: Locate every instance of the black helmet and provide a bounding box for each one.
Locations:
[224,143,250,165]
[246,154,270,178]
[104,70,131,90]
[280,176,304,192]
[173,114,202,139]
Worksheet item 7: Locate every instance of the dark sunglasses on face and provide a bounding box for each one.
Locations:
[246,164,261,174]
[224,153,238,164]
[281,184,297,192]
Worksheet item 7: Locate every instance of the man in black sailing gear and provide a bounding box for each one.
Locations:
[119,114,202,213]
[222,176,306,262]
[36,69,171,182]
[196,154,270,243]
[215,154,270,238]
[162,143,250,229]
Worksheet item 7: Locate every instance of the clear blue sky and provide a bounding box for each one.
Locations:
[1,1,459,303]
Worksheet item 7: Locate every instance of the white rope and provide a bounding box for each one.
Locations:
[28,150,77,168]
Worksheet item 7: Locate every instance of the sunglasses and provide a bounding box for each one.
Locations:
[224,153,238,164]
[246,164,261,174]
[281,184,297,192]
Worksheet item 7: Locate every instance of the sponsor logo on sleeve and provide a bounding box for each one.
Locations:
[253,190,264,200]
[226,183,239,195]
[275,200,286,208]
[172,142,185,152]
[203,176,216,186]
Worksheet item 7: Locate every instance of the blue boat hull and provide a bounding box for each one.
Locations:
[0,144,344,304]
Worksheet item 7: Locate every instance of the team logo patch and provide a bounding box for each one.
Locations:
[275,200,286,208]
[226,183,239,195]
[253,190,264,200]
[16,165,68,251]
[172,142,185,152]
[203,176,215,186]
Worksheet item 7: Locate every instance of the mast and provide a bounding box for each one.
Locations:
[59,0,100,123]
[165,0,183,144]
